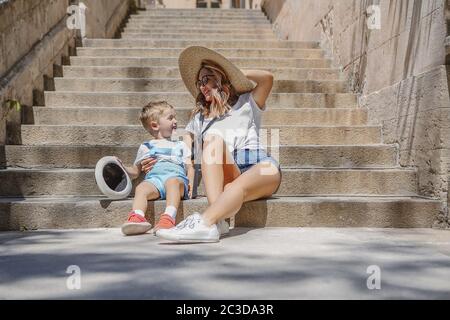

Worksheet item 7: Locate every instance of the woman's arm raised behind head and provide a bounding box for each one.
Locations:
[241,69,274,110]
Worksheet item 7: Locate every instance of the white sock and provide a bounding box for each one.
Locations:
[132,209,145,217]
[164,206,177,219]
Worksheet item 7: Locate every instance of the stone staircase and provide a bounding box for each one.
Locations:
[0,8,442,231]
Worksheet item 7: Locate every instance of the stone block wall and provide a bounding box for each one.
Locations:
[446,0,450,223]
[262,0,450,224]
[0,0,70,79]
[0,0,138,146]
[0,0,75,145]
[81,0,136,39]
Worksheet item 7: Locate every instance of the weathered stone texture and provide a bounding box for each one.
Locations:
[0,0,70,79]
[263,0,450,220]
[263,0,446,91]
[82,0,134,39]
[0,0,136,145]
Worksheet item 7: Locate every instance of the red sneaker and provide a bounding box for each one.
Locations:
[121,212,152,236]
[153,214,176,233]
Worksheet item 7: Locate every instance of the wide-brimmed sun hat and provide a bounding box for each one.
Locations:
[95,156,132,200]
[178,46,254,98]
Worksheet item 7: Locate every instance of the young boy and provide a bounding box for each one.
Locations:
[118,101,195,236]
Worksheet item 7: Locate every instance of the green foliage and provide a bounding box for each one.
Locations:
[1,99,21,121]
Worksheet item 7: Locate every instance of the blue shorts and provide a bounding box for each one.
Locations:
[233,148,281,174]
[143,160,189,200]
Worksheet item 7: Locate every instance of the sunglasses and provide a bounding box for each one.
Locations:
[196,74,217,89]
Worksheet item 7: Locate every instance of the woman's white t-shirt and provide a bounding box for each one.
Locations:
[185,92,266,156]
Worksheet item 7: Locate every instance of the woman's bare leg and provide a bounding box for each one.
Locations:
[201,134,241,205]
[202,162,281,226]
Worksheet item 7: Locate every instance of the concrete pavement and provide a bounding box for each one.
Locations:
[1,228,450,299]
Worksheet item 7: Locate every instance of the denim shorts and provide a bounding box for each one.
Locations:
[233,148,281,175]
[144,160,190,200]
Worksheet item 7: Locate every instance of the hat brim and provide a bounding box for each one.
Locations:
[178,46,255,98]
[95,156,132,200]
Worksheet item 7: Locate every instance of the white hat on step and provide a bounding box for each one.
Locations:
[178,46,254,98]
[95,156,132,200]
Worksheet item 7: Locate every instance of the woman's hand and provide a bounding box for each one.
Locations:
[241,69,273,109]
[140,157,157,175]
[188,183,195,199]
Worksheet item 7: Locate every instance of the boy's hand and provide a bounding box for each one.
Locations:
[141,157,157,174]
[115,157,131,176]
[115,156,125,169]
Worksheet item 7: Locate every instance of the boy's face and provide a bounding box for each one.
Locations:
[150,108,177,138]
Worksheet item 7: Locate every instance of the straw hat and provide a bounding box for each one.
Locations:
[178,46,254,98]
[95,156,132,200]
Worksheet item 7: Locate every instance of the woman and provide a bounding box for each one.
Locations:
[143,46,282,243]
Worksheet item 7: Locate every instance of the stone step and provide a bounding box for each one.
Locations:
[130,11,267,18]
[31,107,366,126]
[53,78,347,94]
[124,21,272,28]
[130,11,266,18]
[62,66,341,81]
[136,9,265,16]
[44,92,358,108]
[0,195,440,230]
[20,125,382,146]
[140,8,265,14]
[127,16,271,28]
[131,11,266,16]
[82,39,320,49]
[127,15,268,22]
[2,144,398,169]
[134,14,266,20]
[129,11,267,19]
[76,47,324,59]
[69,56,332,68]
[0,168,417,197]
[120,32,277,40]
[121,30,276,39]
[123,26,274,35]
[121,27,275,35]
[197,168,418,198]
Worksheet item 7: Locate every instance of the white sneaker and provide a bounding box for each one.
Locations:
[217,219,230,236]
[156,212,220,243]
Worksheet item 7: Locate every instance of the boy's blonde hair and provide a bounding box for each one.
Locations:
[140,101,174,136]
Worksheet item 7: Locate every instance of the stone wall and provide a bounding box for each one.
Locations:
[0,0,75,145]
[81,0,136,39]
[0,0,138,146]
[446,0,450,224]
[0,0,70,79]
[263,0,450,224]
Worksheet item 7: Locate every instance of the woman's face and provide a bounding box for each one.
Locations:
[197,68,218,102]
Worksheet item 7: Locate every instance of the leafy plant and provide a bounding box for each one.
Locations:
[1,99,21,121]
